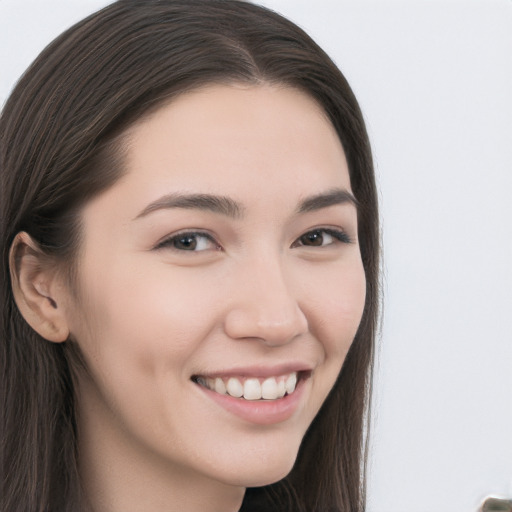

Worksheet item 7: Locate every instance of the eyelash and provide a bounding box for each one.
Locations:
[155,227,352,253]
[292,228,353,248]
[155,230,219,252]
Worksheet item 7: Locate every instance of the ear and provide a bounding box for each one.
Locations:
[9,232,70,343]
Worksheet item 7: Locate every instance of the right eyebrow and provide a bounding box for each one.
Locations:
[133,192,245,220]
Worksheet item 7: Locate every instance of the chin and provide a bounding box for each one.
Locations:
[210,443,299,488]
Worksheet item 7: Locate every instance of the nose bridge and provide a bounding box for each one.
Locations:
[224,251,308,345]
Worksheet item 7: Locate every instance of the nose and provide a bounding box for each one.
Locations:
[223,256,308,346]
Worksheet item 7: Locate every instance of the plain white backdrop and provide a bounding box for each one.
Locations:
[1,1,511,511]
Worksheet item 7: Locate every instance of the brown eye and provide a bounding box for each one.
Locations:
[293,228,352,248]
[174,235,198,250]
[299,230,325,246]
[156,232,218,252]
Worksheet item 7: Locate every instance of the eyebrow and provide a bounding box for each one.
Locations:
[297,188,358,213]
[134,187,357,220]
[134,193,244,220]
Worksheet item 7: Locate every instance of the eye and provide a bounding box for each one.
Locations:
[155,231,219,252]
[293,228,352,248]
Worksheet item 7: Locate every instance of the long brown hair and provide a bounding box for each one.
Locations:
[0,1,379,511]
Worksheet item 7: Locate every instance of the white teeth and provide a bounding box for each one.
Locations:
[285,373,297,394]
[261,377,278,399]
[243,378,261,400]
[196,372,299,400]
[226,377,243,398]
[214,377,226,395]
[277,379,286,398]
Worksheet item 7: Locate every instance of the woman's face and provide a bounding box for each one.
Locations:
[63,84,366,490]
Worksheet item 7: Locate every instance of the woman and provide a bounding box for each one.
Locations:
[0,1,379,511]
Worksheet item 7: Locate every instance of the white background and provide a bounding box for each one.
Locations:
[1,1,511,511]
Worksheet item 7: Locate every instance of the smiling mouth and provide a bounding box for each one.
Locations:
[192,372,303,401]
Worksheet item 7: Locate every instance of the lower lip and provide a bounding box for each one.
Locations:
[195,377,308,426]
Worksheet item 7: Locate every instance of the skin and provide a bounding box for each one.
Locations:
[18,84,366,512]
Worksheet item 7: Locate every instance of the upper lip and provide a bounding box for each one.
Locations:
[192,362,314,379]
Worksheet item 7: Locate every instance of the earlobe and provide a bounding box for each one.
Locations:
[9,232,70,343]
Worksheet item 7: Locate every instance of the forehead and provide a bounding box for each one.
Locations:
[83,84,351,225]
[128,84,348,189]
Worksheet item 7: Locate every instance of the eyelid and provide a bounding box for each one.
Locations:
[153,230,220,251]
[292,227,354,248]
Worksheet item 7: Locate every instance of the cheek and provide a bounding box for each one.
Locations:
[307,258,366,360]
[66,260,226,445]
[68,257,221,387]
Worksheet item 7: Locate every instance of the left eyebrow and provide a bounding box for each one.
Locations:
[297,188,358,213]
